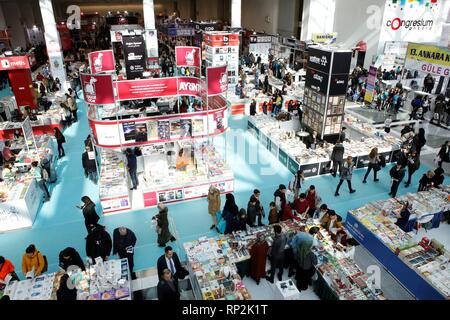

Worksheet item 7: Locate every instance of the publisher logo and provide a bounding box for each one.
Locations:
[387,18,433,31]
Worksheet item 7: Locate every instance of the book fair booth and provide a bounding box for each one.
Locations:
[82,40,234,215]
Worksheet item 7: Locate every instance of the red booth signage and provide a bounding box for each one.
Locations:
[81,73,115,105]
[115,77,204,101]
[0,56,31,71]
[88,50,116,74]
[175,46,201,68]
[207,65,228,96]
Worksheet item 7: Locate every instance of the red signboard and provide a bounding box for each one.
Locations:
[207,65,228,96]
[203,33,240,47]
[88,50,116,74]
[0,56,31,71]
[115,77,205,101]
[81,73,115,105]
[177,77,203,96]
[116,77,178,101]
[175,46,201,68]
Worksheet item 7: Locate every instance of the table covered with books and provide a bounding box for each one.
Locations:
[0,135,57,232]
[183,218,385,300]
[345,186,450,300]
[0,258,132,300]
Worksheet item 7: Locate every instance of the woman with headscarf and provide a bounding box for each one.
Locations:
[222,193,239,234]
[155,204,176,247]
[294,240,317,291]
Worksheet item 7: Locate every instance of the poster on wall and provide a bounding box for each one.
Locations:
[145,29,159,59]
[170,119,181,138]
[192,117,206,136]
[207,65,228,96]
[404,43,450,77]
[80,73,115,105]
[180,119,192,138]
[22,117,36,149]
[158,120,170,140]
[122,35,147,80]
[135,123,148,142]
[88,50,115,74]
[122,122,136,141]
[175,46,201,68]
[147,120,159,141]
[380,0,445,45]
[364,66,378,103]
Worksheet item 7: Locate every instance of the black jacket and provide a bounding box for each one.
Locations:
[439,145,450,162]
[82,202,100,226]
[331,143,345,162]
[112,228,137,256]
[126,153,137,171]
[59,247,85,271]
[157,279,180,301]
[390,166,405,182]
[305,134,321,149]
[270,234,287,263]
[418,174,434,191]
[85,226,112,261]
[82,151,96,173]
[157,252,184,279]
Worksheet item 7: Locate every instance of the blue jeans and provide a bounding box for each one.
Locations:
[129,169,138,189]
[88,171,98,184]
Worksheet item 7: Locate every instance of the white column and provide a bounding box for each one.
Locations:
[39,0,67,90]
[231,0,242,29]
[143,0,156,30]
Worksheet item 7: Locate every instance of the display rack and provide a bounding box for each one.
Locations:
[303,46,352,141]
[346,186,450,300]
[1,258,132,300]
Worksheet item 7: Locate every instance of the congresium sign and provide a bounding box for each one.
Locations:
[405,43,450,76]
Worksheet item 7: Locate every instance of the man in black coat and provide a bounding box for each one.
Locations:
[59,247,86,271]
[82,146,97,184]
[389,162,406,198]
[157,246,188,283]
[157,269,180,301]
[330,140,345,177]
[113,227,137,277]
[265,225,287,283]
[86,225,112,263]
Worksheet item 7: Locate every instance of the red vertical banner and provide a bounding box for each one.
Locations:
[206,65,228,96]
[88,50,116,74]
[80,73,115,105]
[8,69,36,110]
[175,46,201,68]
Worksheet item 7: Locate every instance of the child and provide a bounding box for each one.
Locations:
[268,202,278,225]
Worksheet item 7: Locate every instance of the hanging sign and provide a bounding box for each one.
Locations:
[88,50,116,74]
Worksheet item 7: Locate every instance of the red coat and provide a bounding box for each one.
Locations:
[282,206,300,222]
[306,191,317,209]
[249,241,269,283]
[294,199,309,215]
